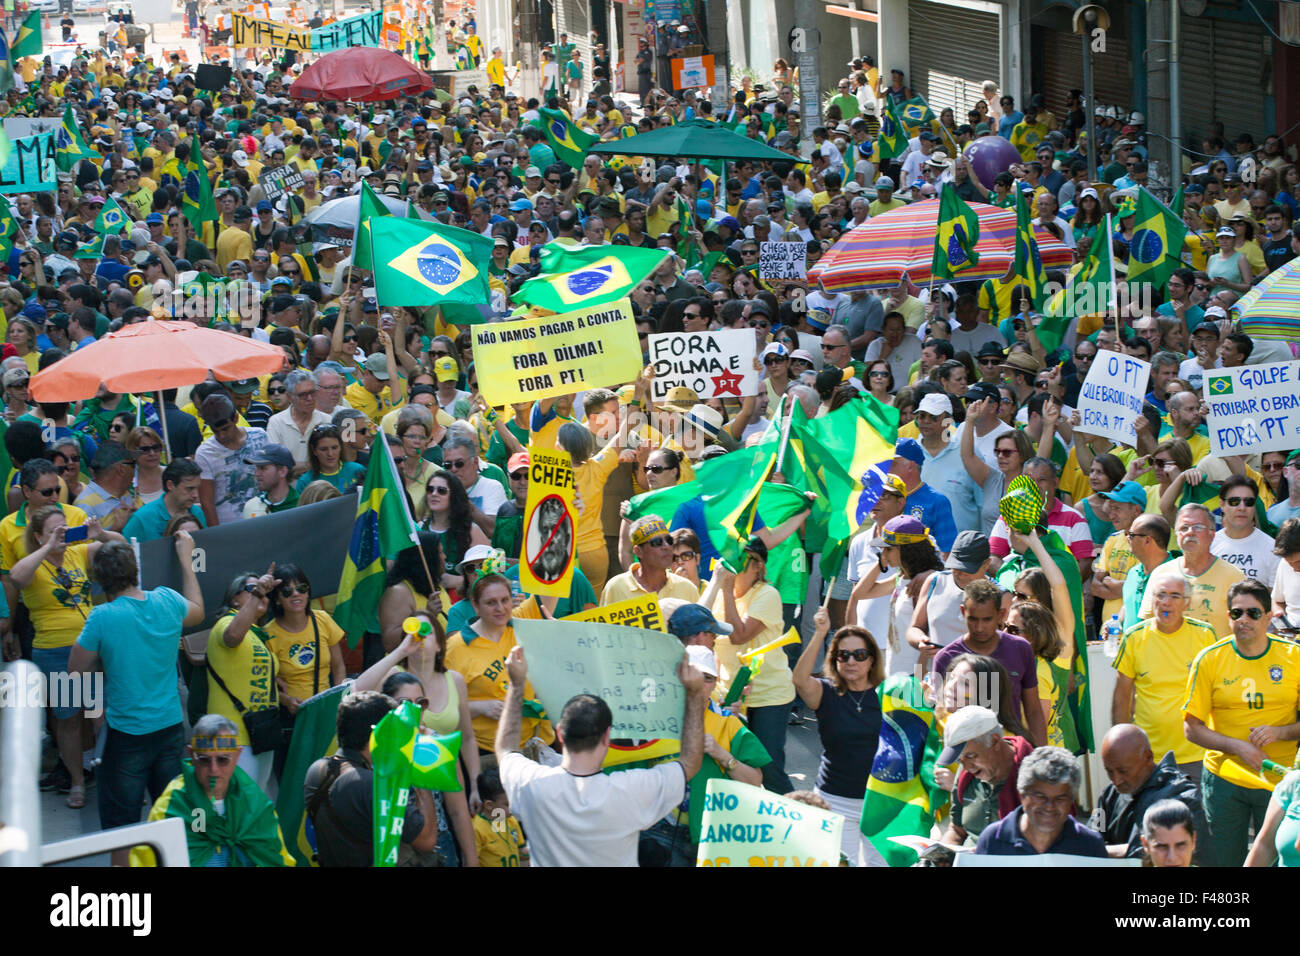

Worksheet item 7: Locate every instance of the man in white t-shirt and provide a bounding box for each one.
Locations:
[495,645,707,867]
[1210,475,1280,584]
[1178,314,1224,392]
[1272,519,1300,622]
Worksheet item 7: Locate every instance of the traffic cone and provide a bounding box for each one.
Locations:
[42,11,50,29]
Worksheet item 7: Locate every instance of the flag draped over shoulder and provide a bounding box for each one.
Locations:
[182,136,217,233]
[932,184,980,279]
[513,244,669,312]
[334,442,419,643]
[784,394,899,578]
[56,104,93,172]
[129,763,293,867]
[1127,187,1188,289]
[368,217,494,307]
[539,106,598,169]
[276,684,346,867]
[861,674,947,866]
[351,180,391,271]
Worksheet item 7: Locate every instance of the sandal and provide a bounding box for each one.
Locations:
[66,785,86,810]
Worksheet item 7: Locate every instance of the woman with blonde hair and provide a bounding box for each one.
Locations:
[124,426,166,502]
[298,480,342,506]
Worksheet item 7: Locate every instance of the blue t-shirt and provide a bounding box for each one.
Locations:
[901,483,957,553]
[121,498,207,543]
[77,587,189,735]
[1268,500,1300,528]
[998,111,1023,140]
[671,496,766,580]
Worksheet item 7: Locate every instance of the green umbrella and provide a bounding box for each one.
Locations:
[587,119,794,162]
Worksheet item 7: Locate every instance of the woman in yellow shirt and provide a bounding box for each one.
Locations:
[265,563,346,713]
[11,507,114,808]
[555,413,631,595]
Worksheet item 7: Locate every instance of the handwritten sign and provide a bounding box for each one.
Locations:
[0,132,56,196]
[1076,353,1150,448]
[471,299,641,407]
[758,241,806,280]
[513,618,687,740]
[258,165,305,201]
[310,10,382,49]
[518,445,576,598]
[696,779,843,867]
[231,13,312,49]
[1204,360,1300,456]
[647,329,758,402]
[563,594,663,631]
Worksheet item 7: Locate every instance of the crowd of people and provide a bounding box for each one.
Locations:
[1,10,1298,871]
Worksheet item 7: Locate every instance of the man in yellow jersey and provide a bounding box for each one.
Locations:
[1183,577,1300,867]
[1139,504,1243,636]
[602,516,700,605]
[1113,568,1218,781]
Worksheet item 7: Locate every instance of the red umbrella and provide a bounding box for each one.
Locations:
[31,320,287,402]
[289,47,433,102]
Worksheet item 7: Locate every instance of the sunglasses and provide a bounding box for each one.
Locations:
[509,471,528,481]
[978,357,1001,366]
[193,754,235,768]
[644,464,677,474]
[279,583,309,597]
[281,268,300,276]
[1224,495,1257,508]
[1003,622,1021,635]
[994,447,1018,457]
[267,386,287,395]
[641,536,672,548]
[426,484,450,495]
[673,550,697,562]
[33,486,59,498]
[835,648,873,663]
[1229,606,1265,620]
[136,444,163,454]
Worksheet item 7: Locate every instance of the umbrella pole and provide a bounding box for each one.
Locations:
[157,391,172,466]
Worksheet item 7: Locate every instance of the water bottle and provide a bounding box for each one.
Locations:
[1102,613,1122,657]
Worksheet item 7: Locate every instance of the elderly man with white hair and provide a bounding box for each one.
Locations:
[974,746,1108,856]
[265,369,332,465]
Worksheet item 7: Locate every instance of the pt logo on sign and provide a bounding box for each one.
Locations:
[524,494,573,585]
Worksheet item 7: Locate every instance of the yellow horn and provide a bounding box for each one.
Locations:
[738,628,801,665]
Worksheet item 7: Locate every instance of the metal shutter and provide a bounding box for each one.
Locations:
[1039,27,1132,123]
[1179,14,1270,147]
[907,0,1001,119]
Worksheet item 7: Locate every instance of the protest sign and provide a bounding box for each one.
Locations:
[518,445,576,598]
[231,12,313,50]
[310,10,383,49]
[696,779,843,867]
[647,329,758,402]
[430,69,491,98]
[0,132,56,196]
[758,241,807,280]
[1075,353,1150,448]
[472,299,641,406]
[513,618,687,739]
[258,165,306,201]
[3,116,59,141]
[563,594,663,631]
[1203,361,1300,457]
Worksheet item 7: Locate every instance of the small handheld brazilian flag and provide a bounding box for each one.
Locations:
[56,104,93,172]
[94,194,130,235]
[368,217,494,307]
[538,106,598,169]
[513,243,669,312]
[931,184,980,280]
[1013,185,1047,308]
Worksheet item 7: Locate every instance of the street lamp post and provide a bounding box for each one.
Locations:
[1073,4,1110,180]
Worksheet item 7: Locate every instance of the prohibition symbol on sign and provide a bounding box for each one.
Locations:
[524,493,574,585]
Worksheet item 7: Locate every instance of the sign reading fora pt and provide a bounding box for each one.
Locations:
[1204,360,1300,456]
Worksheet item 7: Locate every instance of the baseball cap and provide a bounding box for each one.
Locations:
[685,645,719,679]
[2,368,29,388]
[1201,306,1228,322]
[667,603,734,638]
[761,342,788,361]
[1100,480,1147,508]
[145,212,164,225]
[222,378,259,395]
[944,530,991,572]
[917,393,953,417]
[243,444,295,468]
[433,355,459,382]
[363,352,391,380]
[872,514,929,548]
[874,176,894,190]
[507,451,529,473]
[524,165,542,178]
[19,302,46,321]
[256,200,273,213]
[509,197,533,212]
[937,706,1002,764]
[963,382,1001,403]
[893,438,925,466]
[880,473,907,498]
[630,515,670,546]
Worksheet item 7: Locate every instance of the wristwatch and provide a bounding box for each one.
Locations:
[243,582,262,597]
[725,756,738,771]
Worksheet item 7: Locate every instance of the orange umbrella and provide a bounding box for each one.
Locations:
[31,320,287,402]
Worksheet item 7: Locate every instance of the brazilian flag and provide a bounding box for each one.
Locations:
[538,106,598,170]
[275,685,345,867]
[513,243,669,313]
[1128,187,1188,290]
[11,11,42,61]
[860,674,948,866]
[932,183,980,280]
[1043,214,1115,321]
[1013,185,1047,308]
[896,96,936,135]
[182,135,218,234]
[55,104,93,172]
[0,193,16,240]
[351,180,391,271]
[368,217,494,307]
[873,100,908,163]
[334,441,419,644]
[0,31,13,94]
[94,194,130,235]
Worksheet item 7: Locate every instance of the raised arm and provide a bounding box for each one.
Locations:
[960,399,993,485]
[792,606,829,711]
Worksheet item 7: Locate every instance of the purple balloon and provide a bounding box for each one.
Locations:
[963,137,1022,190]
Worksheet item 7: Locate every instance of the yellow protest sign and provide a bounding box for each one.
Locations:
[518,445,576,598]
[563,595,664,631]
[471,299,642,407]
[231,12,312,49]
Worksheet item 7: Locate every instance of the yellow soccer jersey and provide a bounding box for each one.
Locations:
[1139,557,1243,638]
[473,812,525,866]
[1115,617,1217,765]
[1183,636,1300,789]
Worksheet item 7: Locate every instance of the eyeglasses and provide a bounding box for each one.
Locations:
[1229,606,1265,621]
[835,648,873,663]
[279,583,309,597]
[1225,496,1256,508]
[193,753,235,768]
[426,484,449,496]
[673,550,696,562]
[993,447,1018,457]
[137,444,163,454]
[444,458,469,470]
[642,536,672,548]
[1125,531,1150,542]
[1194,283,1210,290]
[267,386,287,395]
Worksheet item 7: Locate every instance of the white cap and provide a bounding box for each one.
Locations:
[938,706,1001,764]
[761,342,789,360]
[917,392,953,416]
[1204,305,1228,319]
[686,644,719,678]
[456,544,496,572]
[231,149,249,166]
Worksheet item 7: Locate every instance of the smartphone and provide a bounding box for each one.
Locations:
[63,525,89,543]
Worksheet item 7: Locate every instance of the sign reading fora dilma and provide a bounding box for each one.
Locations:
[0,132,56,195]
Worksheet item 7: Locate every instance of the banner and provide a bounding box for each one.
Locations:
[1075,353,1150,448]
[430,69,490,97]
[696,779,843,867]
[231,13,312,50]
[648,329,758,402]
[670,54,715,89]
[0,132,56,195]
[1204,360,1300,457]
[310,10,383,49]
[259,165,306,201]
[471,299,642,406]
[513,618,687,739]
[518,445,576,598]
[563,594,663,630]
[758,241,807,280]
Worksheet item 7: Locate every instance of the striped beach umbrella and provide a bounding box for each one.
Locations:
[810,200,1072,293]
[1234,257,1300,340]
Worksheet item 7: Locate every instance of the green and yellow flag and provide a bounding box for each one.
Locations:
[1013,185,1048,308]
[94,194,130,235]
[11,11,42,60]
[539,106,598,169]
[1128,186,1188,290]
[1043,214,1115,320]
[368,216,494,307]
[275,684,345,867]
[896,96,937,135]
[873,100,908,164]
[351,179,391,271]
[334,441,419,644]
[932,183,980,279]
[55,104,93,172]
[182,135,218,234]
[513,243,669,313]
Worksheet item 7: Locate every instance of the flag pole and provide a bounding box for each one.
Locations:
[1105,212,1118,317]
[377,427,440,597]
